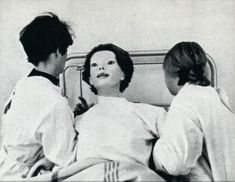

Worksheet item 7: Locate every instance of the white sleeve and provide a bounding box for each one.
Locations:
[153,104,203,175]
[152,107,167,138]
[134,103,167,137]
[36,99,77,167]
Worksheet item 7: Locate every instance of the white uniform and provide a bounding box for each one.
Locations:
[0,70,77,179]
[75,96,166,166]
[153,83,235,181]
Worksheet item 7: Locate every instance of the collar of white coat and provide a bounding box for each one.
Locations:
[97,96,127,104]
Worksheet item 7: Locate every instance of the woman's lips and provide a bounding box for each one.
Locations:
[97,73,109,78]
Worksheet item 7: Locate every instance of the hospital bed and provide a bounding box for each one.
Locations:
[58,50,217,181]
[28,50,217,181]
[61,50,217,111]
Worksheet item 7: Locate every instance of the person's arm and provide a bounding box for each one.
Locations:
[27,157,54,177]
[134,103,167,137]
[153,105,203,176]
[36,99,77,168]
[26,158,106,181]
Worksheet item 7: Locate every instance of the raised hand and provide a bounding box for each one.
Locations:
[73,97,94,117]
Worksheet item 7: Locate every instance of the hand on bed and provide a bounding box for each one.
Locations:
[73,97,94,117]
[27,157,54,177]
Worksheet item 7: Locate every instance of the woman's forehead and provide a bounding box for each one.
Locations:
[91,51,116,62]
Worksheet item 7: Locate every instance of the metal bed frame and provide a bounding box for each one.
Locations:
[62,50,217,106]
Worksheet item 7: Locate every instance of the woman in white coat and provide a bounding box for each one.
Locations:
[153,41,235,181]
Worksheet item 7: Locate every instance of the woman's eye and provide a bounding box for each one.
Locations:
[107,60,115,65]
[90,63,98,67]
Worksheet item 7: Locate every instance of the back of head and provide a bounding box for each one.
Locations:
[19,12,73,66]
[83,43,134,94]
[163,41,210,86]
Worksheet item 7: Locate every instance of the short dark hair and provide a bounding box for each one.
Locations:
[83,43,134,94]
[19,12,73,66]
[163,41,210,86]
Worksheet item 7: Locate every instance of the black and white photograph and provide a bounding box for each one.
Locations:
[0,0,235,181]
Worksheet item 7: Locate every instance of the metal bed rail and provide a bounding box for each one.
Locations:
[62,50,217,100]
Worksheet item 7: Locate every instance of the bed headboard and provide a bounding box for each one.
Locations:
[61,50,217,110]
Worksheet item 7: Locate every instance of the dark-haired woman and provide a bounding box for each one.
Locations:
[0,12,76,180]
[71,43,165,181]
[28,43,166,181]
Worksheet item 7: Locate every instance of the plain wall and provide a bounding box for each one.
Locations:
[1,0,235,144]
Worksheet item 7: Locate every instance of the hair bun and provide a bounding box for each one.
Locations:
[192,65,204,77]
[177,69,190,86]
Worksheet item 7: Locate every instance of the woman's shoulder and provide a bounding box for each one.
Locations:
[179,84,216,99]
[173,84,219,108]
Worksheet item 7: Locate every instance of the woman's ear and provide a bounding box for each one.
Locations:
[55,49,60,57]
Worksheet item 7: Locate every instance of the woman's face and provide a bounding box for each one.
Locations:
[164,70,180,96]
[54,50,68,77]
[89,51,124,92]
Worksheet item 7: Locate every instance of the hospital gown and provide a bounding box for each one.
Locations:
[0,71,77,179]
[70,96,166,181]
[153,83,235,181]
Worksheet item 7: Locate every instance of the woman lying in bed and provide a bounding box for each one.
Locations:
[26,43,166,181]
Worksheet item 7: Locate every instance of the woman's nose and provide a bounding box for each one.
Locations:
[99,66,104,70]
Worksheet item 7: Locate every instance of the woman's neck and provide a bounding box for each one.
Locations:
[97,88,121,97]
[36,62,57,77]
